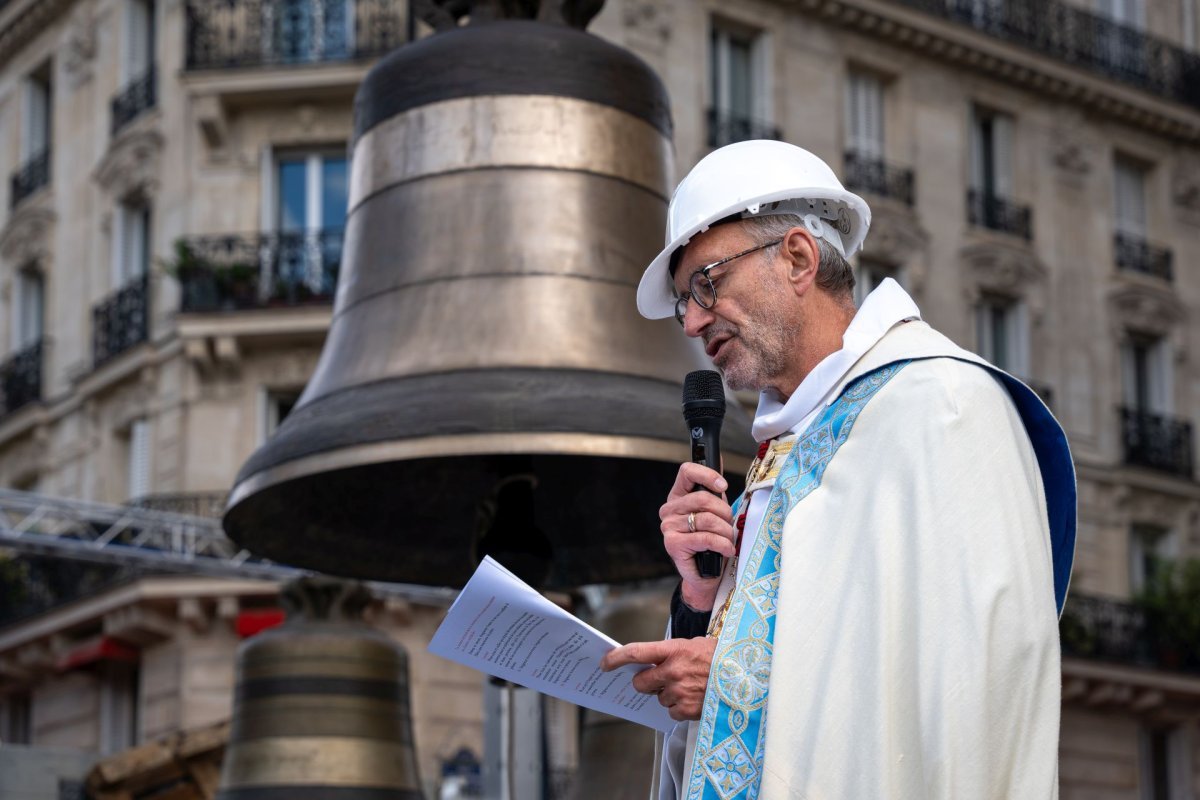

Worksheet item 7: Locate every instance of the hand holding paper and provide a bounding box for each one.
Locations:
[428,557,677,733]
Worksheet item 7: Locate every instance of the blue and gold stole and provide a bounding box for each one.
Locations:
[685,362,908,800]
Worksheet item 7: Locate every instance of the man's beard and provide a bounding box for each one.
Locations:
[706,302,792,392]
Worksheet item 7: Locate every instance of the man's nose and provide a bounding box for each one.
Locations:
[682,299,715,338]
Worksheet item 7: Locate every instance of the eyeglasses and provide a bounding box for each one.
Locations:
[673,238,784,327]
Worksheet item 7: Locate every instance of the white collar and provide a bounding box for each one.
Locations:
[751,278,921,441]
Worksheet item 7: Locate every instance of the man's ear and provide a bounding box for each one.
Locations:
[785,228,820,296]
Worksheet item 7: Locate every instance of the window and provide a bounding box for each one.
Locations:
[854,260,901,306]
[1,691,31,745]
[708,19,771,145]
[975,295,1029,377]
[1139,724,1190,800]
[276,151,347,234]
[1115,156,1148,237]
[21,64,51,164]
[261,389,301,443]
[12,267,44,352]
[100,663,139,755]
[121,0,156,85]
[126,419,151,501]
[845,71,884,160]
[275,0,353,63]
[275,150,347,292]
[1122,333,1172,414]
[969,106,1013,200]
[1130,524,1176,593]
[112,200,151,289]
[1097,0,1145,29]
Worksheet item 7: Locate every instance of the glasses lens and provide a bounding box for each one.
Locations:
[674,295,688,326]
[691,272,716,309]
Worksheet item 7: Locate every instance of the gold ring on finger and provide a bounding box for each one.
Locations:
[687,511,696,532]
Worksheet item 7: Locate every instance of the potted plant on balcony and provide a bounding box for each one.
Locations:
[1134,558,1200,672]
[161,239,260,311]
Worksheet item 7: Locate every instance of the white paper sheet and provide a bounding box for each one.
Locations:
[428,557,676,733]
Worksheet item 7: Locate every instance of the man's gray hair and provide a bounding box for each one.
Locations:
[739,214,856,298]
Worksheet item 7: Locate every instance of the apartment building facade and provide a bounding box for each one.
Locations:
[1,0,1199,797]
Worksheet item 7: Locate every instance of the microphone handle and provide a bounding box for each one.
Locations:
[689,428,725,579]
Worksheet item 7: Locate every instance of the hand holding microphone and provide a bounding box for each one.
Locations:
[657,371,736,612]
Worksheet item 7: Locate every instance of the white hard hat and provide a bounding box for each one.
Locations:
[636,140,872,319]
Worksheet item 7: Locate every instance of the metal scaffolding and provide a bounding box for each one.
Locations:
[0,488,455,604]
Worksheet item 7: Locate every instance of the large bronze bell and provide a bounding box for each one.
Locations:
[217,578,423,799]
[223,1,754,588]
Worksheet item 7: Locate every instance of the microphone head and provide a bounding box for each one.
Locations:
[682,370,726,420]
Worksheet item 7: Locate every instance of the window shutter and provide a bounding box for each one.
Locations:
[974,303,992,362]
[969,109,985,191]
[1010,301,1030,379]
[1115,159,1146,235]
[111,204,126,288]
[992,113,1014,198]
[17,272,44,348]
[863,75,883,158]
[128,420,151,501]
[23,79,49,160]
[126,0,151,82]
[1120,340,1138,408]
[1149,339,1172,414]
[847,73,883,157]
[728,36,753,121]
[1185,0,1197,50]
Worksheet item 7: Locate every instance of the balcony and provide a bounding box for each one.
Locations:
[1061,593,1198,675]
[1115,233,1173,282]
[111,66,157,135]
[10,151,49,209]
[896,0,1200,110]
[967,189,1033,240]
[185,0,406,71]
[93,275,150,368]
[1120,407,1193,479]
[174,229,342,312]
[706,108,782,149]
[0,340,42,418]
[843,152,915,206]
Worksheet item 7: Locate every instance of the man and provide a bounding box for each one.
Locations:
[600,140,1075,799]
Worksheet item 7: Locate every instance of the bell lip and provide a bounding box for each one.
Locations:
[354,19,673,143]
[226,431,753,516]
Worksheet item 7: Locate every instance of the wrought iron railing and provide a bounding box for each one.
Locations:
[0,556,145,632]
[93,275,150,368]
[843,151,915,206]
[1115,233,1173,281]
[10,150,50,208]
[1120,407,1194,479]
[1060,593,1199,674]
[174,228,342,312]
[706,108,782,148]
[0,340,42,418]
[896,0,1200,110]
[185,0,406,70]
[967,189,1033,239]
[111,66,157,135]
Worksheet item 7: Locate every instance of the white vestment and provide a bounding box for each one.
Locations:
[652,293,1070,799]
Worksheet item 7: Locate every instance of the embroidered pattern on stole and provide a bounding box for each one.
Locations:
[684,362,909,800]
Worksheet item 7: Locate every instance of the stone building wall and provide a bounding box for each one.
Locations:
[0,0,1199,797]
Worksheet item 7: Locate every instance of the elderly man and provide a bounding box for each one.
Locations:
[600,140,1076,799]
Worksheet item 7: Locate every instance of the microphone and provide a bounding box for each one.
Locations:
[682,370,726,579]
